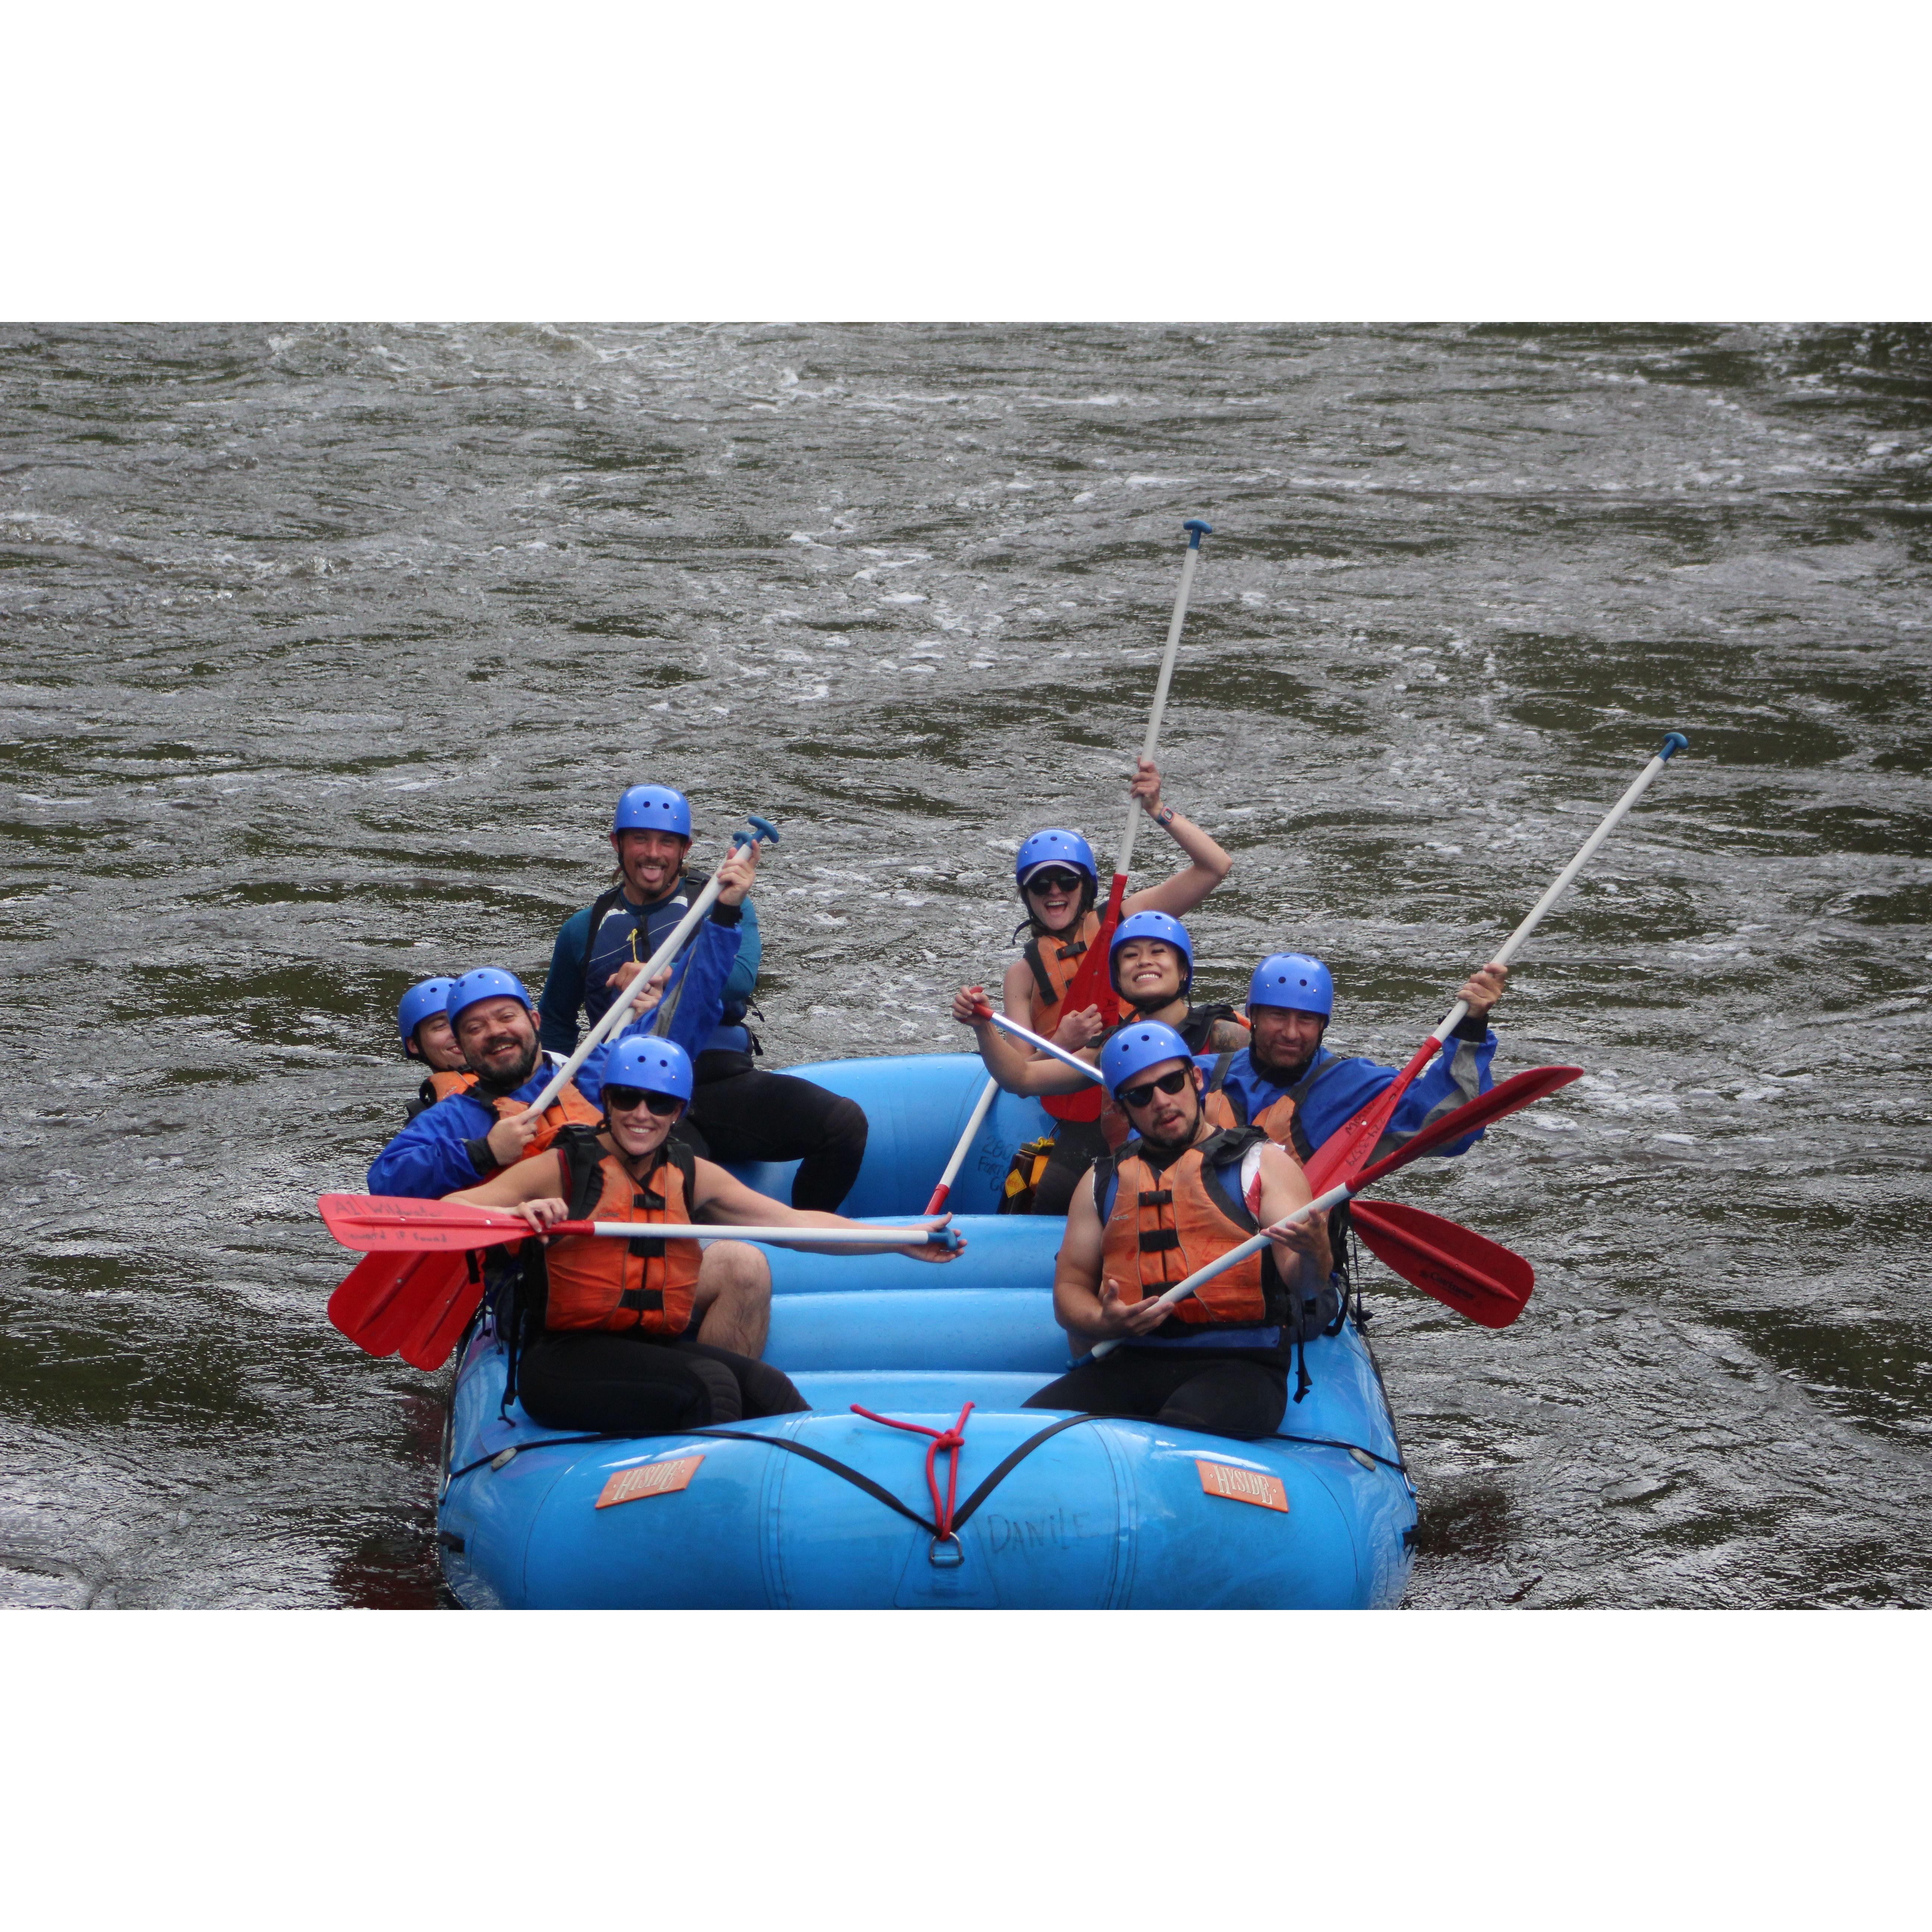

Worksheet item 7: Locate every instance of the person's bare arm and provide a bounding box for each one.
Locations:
[444,1151,570,1227]
[1050,1171,1174,1343]
[1118,757,1234,919]
[690,1158,958,1263]
[1253,1144,1333,1289]
[950,984,1095,1096]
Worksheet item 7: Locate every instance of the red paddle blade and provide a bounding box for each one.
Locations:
[1350,1199,1533,1330]
[1354,1064,1584,1190]
[396,1257,487,1371]
[1302,1038,1440,1194]
[1044,875,1127,1124]
[328,1248,471,1359]
[318,1193,533,1253]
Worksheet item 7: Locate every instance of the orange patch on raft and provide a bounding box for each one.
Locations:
[595,1456,704,1509]
[1196,1460,1289,1513]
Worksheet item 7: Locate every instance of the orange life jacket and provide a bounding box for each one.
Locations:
[430,1070,479,1101]
[1020,910,1102,1040]
[1095,1127,1281,1328]
[1202,1052,1303,1159]
[479,1077,603,1164]
[541,1126,704,1335]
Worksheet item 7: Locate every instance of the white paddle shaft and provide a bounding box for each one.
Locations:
[979,1006,1106,1084]
[1114,527,1208,884]
[576,1222,946,1245]
[927,1075,1000,1212]
[523,820,769,1117]
[1426,734,1690,1044]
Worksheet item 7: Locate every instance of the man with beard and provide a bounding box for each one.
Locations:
[538,783,868,1212]
[1021,1022,1337,1440]
[1200,951,1508,1169]
[367,840,755,1203]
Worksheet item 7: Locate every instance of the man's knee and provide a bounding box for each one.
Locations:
[821,1094,868,1155]
[700,1240,771,1307]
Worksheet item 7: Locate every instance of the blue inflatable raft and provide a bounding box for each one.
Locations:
[436,1054,1418,1609]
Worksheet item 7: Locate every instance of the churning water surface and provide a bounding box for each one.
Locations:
[1,322,1927,1608]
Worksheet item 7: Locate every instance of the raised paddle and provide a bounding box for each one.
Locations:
[1301,732,1690,1197]
[970,999,1541,1326]
[520,811,779,1120]
[1044,518,1212,1125]
[320,1193,962,1255]
[328,1246,472,1361]
[1090,1061,1581,1357]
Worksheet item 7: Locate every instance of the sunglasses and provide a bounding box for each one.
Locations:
[1118,1068,1193,1110]
[603,1086,684,1118]
[1025,869,1086,896]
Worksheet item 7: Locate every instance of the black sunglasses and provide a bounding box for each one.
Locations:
[1118,1068,1193,1109]
[603,1085,683,1118]
[1025,869,1086,895]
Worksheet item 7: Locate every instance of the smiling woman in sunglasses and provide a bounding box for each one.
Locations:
[1001,757,1233,1049]
[1021,1021,1341,1440]
[443,1036,958,1436]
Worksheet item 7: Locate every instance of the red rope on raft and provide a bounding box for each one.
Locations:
[849,1401,975,1542]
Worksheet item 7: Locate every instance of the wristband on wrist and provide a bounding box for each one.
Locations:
[1155,804,1176,828]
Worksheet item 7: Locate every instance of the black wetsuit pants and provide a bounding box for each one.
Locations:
[679,1068,869,1212]
[1024,1348,1289,1440]
[518,1330,810,1437]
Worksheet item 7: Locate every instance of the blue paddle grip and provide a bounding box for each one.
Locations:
[1184,518,1213,548]
[1660,733,1689,761]
[736,814,782,846]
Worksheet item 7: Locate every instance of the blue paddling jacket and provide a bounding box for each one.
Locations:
[369,915,741,1200]
[539,872,762,1062]
[1197,1022,1499,1168]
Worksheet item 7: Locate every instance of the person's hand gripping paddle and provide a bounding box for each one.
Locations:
[1089,1061,1583,1358]
[1303,733,1690,1197]
[970,999,1540,1327]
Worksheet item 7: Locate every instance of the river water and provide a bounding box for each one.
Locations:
[2,322,1927,1609]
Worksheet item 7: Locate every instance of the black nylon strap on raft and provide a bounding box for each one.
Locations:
[1270,1430,1407,1475]
[688,1412,1106,1538]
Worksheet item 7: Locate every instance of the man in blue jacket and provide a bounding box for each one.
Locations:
[537,784,868,1210]
[1200,951,1509,1167]
[369,838,752,1201]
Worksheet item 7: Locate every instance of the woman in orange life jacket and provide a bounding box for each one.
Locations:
[953,907,1249,1216]
[999,757,1233,1047]
[1021,1021,1336,1439]
[397,977,474,1121]
[978,759,1234,1213]
[446,1036,962,1436]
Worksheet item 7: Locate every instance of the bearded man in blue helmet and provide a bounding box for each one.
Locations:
[1023,1022,1338,1440]
[1200,951,1509,1168]
[539,784,869,1212]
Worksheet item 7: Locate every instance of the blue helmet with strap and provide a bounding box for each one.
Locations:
[445,967,536,1030]
[1014,828,1097,888]
[1247,952,1333,1019]
[612,784,693,839]
[1099,1021,1196,1097]
[1108,909,1194,999]
[604,1035,695,1105]
[397,977,454,1056]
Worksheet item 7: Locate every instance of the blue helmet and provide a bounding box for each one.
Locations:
[445,967,536,1030]
[612,784,693,840]
[1247,952,1334,1019]
[1109,910,1194,1000]
[1099,1021,1196,1098]
[1014,829,1097,889]
[397,977,454,1056]
[604,1035,695,1105]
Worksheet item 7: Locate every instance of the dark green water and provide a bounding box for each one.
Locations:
[2,322,1927,1607]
